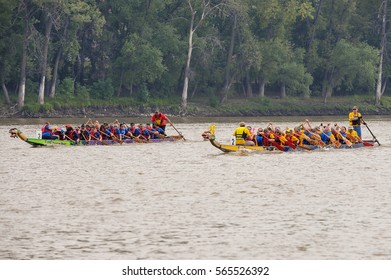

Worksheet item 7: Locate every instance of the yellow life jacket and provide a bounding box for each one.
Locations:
[233,127,250,145]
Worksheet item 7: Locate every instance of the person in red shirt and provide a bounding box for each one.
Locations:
[151,111,171,132]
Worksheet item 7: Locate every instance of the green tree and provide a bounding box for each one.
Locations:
[248,0,313,98]
[323,40,378,103]
[117,33,166,96]
[0,0,19,104]
[179,0,227,115]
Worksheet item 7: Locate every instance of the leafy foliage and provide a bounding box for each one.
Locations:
[0,0,388,111]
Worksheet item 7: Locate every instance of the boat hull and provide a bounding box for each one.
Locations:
[208,136,374,153]
[9,128,181,147]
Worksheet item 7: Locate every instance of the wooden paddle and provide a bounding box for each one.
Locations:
[310,133,327,147]
[100,130,123,144]
[295,132,317,146]
[169,120,186,141]
[334,130,352,147]
[91,133,107,145]
[362,121,381,146]
[264,137,285,151]
[64,134,78,145]
[321,129,341,148]
[302,120,327,147]
[124,134,147,143]
[111,133,123,144]
[278,135,296,149]
[80,131,90,143]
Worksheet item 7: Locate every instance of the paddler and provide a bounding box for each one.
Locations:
[65,124,79,142]
[151,111,170,132]
[233,122,254,146]
[41,121,59,139]
[347,126,361,143]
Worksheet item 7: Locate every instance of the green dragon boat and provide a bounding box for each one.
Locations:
[9,128,182,147]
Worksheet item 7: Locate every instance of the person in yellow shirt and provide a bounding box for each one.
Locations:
[346,126,362,143]
[348,106,366,139]
[232,122,254,146]
[284,128,299,144]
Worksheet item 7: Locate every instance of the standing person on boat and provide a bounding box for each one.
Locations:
[348,106,366,139]
[41,122,59,139]
[151,111,171,132]
[233,122,255,146]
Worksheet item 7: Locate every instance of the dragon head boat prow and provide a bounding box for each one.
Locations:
[9,128,28,141]
[9,128,19,138]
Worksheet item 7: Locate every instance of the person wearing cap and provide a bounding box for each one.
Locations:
[346,126,361,143]
[284,128,299,146]
[348,106,366,138]
[233,122,254,146]
[151,111,170,132]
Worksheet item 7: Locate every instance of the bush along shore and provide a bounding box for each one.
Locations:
[1,96,391,118]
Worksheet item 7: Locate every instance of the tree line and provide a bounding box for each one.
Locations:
[0,0,389,115]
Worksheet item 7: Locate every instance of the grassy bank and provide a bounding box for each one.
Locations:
[1,95,391,118]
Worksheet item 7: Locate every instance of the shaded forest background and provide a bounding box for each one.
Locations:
[1,0,391,117]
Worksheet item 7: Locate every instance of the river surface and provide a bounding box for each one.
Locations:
[0,116,390,259]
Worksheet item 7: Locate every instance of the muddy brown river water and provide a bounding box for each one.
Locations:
[1,116,390,259]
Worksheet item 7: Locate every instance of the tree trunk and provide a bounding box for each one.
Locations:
[258,78,265,97]
[180,10,195,116]
[73,54,82,95]
[322,76,333,104]
[376,0,387,106]
[50,19,68,98]
[323,86,333,104]
[308,0,324,51]
[76,32,87,86]
[38,17,53,105]
[1,78,11,104]
[221,12,236,103]
[18,5,30,110]
[280,83,286,99]
[49,47,62,98]
[181,0,222,115]
[245,70,253,98]
[117,67,124,97]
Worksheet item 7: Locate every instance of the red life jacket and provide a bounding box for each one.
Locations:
[41,124,52,134]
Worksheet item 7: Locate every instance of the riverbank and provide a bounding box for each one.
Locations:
[1,96,391,118]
